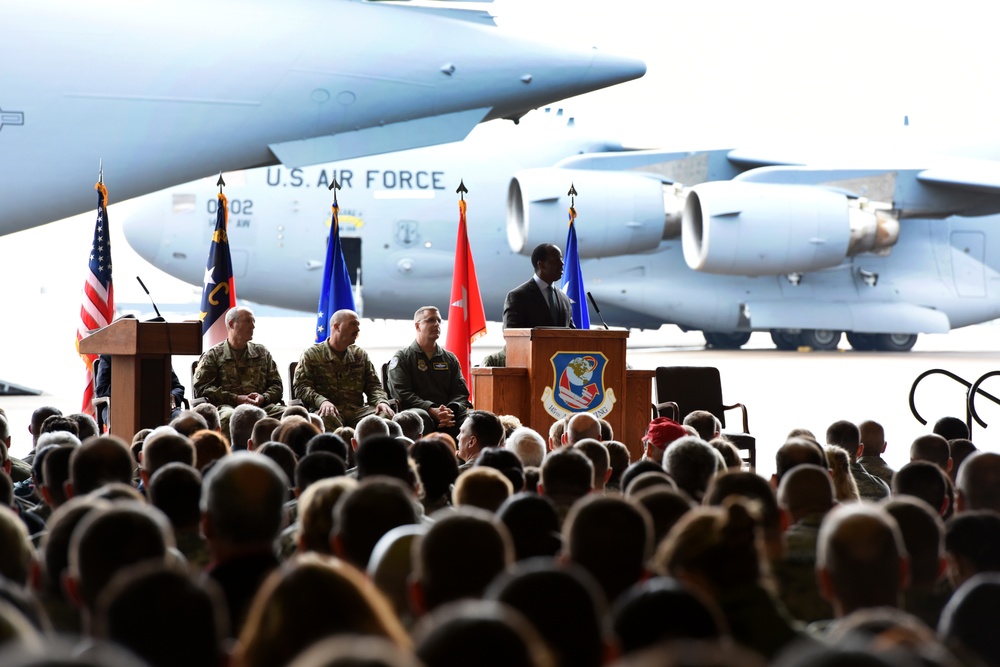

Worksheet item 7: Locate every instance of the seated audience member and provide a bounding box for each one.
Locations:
[881,496,951,628]
[409,438,459,515]
[248,416,279,452]
[773,437,827,486]
[599,419,614,442]
[307,432,350,460]
[353,437,415,488]
[26,406,63,464]
[456,410,505,469]
[561,412,601,447]
[938,573,1000,667]
[392,410,424,442]
[169,410,209,438]
[367,524,426,627]
[67,413,100,443]
[295,477,357,556]
[486,559,608,667]
[256,442,297,489]
[192,402,222,433]
[683,410,721,442]
[67,436,135,498]
[474,447,524,492]
[294,452,346,496]
[0,506,34,587]
[37,441,78,517]
[190,429,230,471]
[892,460,950,516]
[332,477,419,570]
[655,498,804,659]
[453,467,513,513]
[496,492,562,561]
[272,416,321,459]
[641,417,687,465]
[954,450,1000,513]
[412,599,550,667]
[192,306,285,434]
[611,576,727,657]
[147,463,209,571]
[504,427,545,468]
[944,510,1000,589]
[498,414,521,441]
[201,453,288,637]
[24,441,68,524]
[139,427,195,489]
[626,471,677,497]
[948,438,976,483]
[573,439,611,492]
[933,415,969,441]
[410,509,513,616]
[816,504,908,618]
[563,494,653,604]
[538,447,594,522]
[705,471,782,562]
[351,415,391,453]
[710,438,742,471]
[619,460,670,496]
[858,419,894,486]
[229,404,266,452]
[39,414,81,440]
[385,419,404,440]
[910,433,952,474]
[387,306,472,438]
[94,562,228,667]
[522,466,540,494]
[547,418,566,452]
[630,486,692,548]
[826,420,889,501]
[773,464,836,623]
[825,445,860,503]
[604,440,630,492]
[663,436,720,503]
[235,554,411,667]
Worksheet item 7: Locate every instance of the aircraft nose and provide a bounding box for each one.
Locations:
[579,50,647,91]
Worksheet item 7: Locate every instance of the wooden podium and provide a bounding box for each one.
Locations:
[79,320,202,441]
[472,329,654,461]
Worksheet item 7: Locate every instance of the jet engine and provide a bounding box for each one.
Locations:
[507,168,682,258]
[682,181,899,276]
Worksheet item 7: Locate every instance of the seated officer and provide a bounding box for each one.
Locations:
[293,309,394,431]
[387,306,471,437]
[193,307,284,434]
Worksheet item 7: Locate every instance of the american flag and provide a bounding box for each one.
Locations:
[76,182,115,415]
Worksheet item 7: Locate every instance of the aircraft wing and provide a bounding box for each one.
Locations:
[918,160,1000,195]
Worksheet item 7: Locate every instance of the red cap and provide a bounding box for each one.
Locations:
[645,417,688,450]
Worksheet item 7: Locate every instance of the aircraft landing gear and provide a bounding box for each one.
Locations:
[874,333,918,352]
[770,330,800,351]
[798,329,842,351]
[846,332,877,351]
[703,332,751,350]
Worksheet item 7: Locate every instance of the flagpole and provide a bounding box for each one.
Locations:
[445,180,486,398]
[315,177,356,342]
[563,183,591,329]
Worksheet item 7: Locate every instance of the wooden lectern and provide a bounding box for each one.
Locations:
[79,320,202,441]
[472,329,654,461]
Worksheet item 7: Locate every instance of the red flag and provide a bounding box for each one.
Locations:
[445,198,486,396]
[76,181,115,416]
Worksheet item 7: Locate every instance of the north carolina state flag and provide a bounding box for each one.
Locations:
[445,197,486,396]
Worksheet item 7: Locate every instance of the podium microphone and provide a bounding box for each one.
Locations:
[587,292,610,330]
[136,276,165,322]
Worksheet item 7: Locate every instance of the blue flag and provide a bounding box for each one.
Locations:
[200,192,236,347]
[315,203,356,342]
[562,206,590,329]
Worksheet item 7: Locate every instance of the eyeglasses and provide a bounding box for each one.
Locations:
[420,317,442,324]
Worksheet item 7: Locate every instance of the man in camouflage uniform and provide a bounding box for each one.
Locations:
[193,307,284,435]
[292,309,394,431]
[387,305,471,438]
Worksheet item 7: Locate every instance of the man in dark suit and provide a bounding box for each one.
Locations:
[503,243,575,329]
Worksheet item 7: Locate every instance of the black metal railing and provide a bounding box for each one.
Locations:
[909,368,1000,436]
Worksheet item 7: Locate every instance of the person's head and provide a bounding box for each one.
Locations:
[530,243,564,284]
[307,432,349,459]
[40,444,76,510]
[497,415,522,441]
[354,436,412,486]
[474,447,524,492]
[774,437,827,484]
[200,452,288,554]
[169,410,209,438]
[296,476,357,555]
[816,504,908,616]
[892,461,949,516]
[190,429,230,471]
[548,418,566,452]
[826,420,861,462]
[562,412,601,446]
[457,410,505,461]
[68,436,134,497]
[948,438,977,482]
[573,439,610,491]
[29,406,62,447]
[94,562,227,667]
[411,508,513,615]
[485,559,607,667]
[683,410,721,442]
[620,460,671,496]
[237,554,410,667]
[68,413,99,442]
[40,415,80,440]
[392,410,424,441]
[256,442,297,487]
[881,496,944,590]
[38,496,108,602]
[413,306,442,348]
[148,463,202,532]
[539,447,593,502]
[225,306,255,348]
[274,416,321,459]
[933,416,969,441]
[945,510,1000,589]
[631,486,693,551]
[662,436,719,503]
[642,417,687,464]
[333,477,419,569]
[777,464,835,523]
[605,440,630,491]
[563,494,653,603]
[329,309,361,351]
[825,445,860,503]
[611,576,726,656]
[140,427,195,486]
[505,427,545,468]
[939,573,1000,667]
[704,471,782,555]
[230,404,266,452]
[858,420,886,456]
[248,415,278,451]
[354,414,391,450]
[909,434,952,474]
[496,492,562,561]
[453,467,514,512]
[191,402,221,432]
[0,506,34,587]
[294,451,346,496]
[955,451,1000,513]
[409,438,459,506]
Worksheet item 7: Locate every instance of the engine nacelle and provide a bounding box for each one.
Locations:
[507,168,679,258]
[682,181,899,275]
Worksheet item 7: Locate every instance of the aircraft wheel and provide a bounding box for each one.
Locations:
[874,333,918,352]
[799,329,841,351]
[846,332,877,351]
[770,330,800,351]
[703,332,751,350]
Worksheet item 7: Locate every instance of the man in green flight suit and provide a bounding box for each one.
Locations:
[293,309,395,431]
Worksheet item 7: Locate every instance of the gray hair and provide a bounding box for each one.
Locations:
[354,415,390,446]
[505,427,546,468]
[225,306,252,327]
[663,436,719,502]
[37,431,82,449]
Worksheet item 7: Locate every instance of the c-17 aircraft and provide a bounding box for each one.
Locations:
[0,0,644,236]
[122,110,1000,352]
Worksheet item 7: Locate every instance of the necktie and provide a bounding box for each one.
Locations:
[547,285,559,323]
